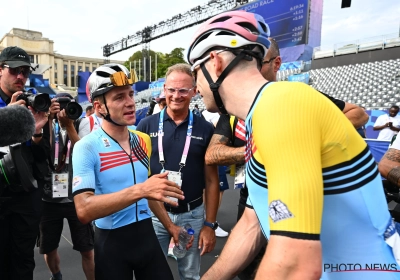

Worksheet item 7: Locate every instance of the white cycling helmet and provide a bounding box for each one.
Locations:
[86,63,133,102]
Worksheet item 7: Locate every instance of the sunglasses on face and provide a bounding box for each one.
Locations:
[3,65,31,78]
[165,87,195,96]
[262,56,277,65]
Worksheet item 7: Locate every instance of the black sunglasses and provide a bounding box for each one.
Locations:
[262,57,277,65]
[3,64,31,78]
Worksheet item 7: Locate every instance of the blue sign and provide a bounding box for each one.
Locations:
[236,0,309,49]
[280,60,303,70]
[288,72,309,84]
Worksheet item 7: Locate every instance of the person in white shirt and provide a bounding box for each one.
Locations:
[373,105,400,140]
[78,106,103,138]
[152,92,167,115]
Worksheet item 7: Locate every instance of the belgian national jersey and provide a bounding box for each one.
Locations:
[72,128,152,229]
[245,81,400,280]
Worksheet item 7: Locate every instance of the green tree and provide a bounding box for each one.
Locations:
[125,47,186,81]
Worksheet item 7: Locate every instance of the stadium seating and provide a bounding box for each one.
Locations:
[310,58,400,109]
[133,58,400,113]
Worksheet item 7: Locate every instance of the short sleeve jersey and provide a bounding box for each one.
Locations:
[72,128,152,229]
[245,81,399,277]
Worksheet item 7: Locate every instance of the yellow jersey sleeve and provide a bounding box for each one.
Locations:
[252,82,348,238]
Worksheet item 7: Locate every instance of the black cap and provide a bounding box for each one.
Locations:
[55,92,74,99]
[0,46,31,68]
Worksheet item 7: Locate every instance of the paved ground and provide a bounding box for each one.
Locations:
[33,176,242,280]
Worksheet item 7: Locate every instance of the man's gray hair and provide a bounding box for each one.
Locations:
[165,63,196,86]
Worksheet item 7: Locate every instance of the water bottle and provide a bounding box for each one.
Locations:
[173,224,195,258]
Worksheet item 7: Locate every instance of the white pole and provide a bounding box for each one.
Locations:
[150,56,152,82]
[139,59,141,81]
[155,54,158,81]
[143,57,146,82]
[129,61,132,71]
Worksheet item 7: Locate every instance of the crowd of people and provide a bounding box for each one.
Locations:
[0,9,400,280]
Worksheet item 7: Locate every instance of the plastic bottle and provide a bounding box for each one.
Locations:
[173,224,195,258]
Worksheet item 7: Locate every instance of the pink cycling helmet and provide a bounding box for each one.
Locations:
[187,10,270,64]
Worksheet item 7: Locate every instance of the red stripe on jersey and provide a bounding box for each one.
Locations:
[235,119,246,141]
[100,159,132,172]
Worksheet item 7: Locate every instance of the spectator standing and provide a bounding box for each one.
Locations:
[153,92,167,115]
[85,105,94,117]
[0,46,50,280]
[192,104,201,118]
[136,63,219,280]
[38,93,95,280]
[373,105,400,140]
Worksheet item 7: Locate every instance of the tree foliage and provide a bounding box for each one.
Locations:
[124,47,186,82]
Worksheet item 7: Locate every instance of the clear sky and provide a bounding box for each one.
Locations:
[0,0,399,61]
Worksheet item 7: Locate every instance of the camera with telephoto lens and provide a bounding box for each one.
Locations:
[16,92,51,112]
[0,144,38,196]
[56,97,83,120]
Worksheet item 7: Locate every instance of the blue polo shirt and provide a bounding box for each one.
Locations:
[136,109,214,204]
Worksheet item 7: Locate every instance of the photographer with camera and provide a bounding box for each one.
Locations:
[0,46,51,279]
[38,93,94,280]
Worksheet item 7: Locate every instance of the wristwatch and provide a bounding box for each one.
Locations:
[204,221,219,230]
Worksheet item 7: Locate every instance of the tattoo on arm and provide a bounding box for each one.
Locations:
[384,149,400,162]
[387,167,400,187]
[384,149,400,186]
[206,134,245,166]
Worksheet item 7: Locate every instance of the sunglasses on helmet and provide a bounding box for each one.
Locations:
[109,71,135,87]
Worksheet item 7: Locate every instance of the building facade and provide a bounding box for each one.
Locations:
[0,28,124,87]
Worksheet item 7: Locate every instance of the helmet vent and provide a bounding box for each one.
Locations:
[96,71,111,78]
[215,31,235,36]
[236,22,259,35]
[110,65,122,72]
[258,22,268,33]
[211,16,232,23]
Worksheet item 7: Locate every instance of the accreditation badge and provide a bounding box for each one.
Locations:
[52,172,69,198]
[166,170,182,206]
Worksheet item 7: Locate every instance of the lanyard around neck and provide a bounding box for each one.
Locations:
[54,121,71,168]
[158,108,193,172]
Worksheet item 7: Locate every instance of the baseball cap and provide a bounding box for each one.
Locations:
[155,92,166,102]
[55,93,74,99]
[0,46,31,68]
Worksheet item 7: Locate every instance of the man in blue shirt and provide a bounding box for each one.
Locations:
[137,63,220,280]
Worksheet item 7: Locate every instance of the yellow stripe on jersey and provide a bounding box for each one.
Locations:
[251,82,367,236]
[129,129,152,177]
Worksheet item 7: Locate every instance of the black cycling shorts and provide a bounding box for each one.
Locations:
[94,218,173,280]
[39,201,94,254]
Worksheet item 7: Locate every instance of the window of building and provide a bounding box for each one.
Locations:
[36,55,39,64]
[85,66,89,72]
[54,64,57,70]
[29,55,34,63]
[63,64,68,85]
[71,65,75,87]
